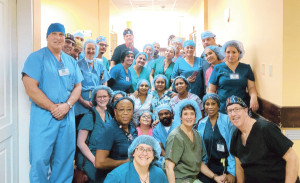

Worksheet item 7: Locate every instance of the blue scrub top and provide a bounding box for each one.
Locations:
[153,121,180,149]
[209,62,255,113]
[128,66,150,93]
[104,161,168,183]
[109,63,132,92]
[96,56,110,71]
[111,44,139,65]
[171,56,204,98]
[96,119,137,160]
[132,59,155,73]
[77,58,110,91]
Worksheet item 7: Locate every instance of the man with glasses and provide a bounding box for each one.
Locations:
[96,35,110,71]
[62,33,75,56]
[227,95,299,183]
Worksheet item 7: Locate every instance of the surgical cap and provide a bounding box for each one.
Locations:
[135,52,148,61]
[171,76,191,93]
[46,23,65,38]
[153,74,169,90]
[221,40,245,59]
[173,99,202,124]
[113,97,135,109]
[201,31,216,39]
[82,39,99,59]
[137,79,151,93]
[121,49,135,62]
[73,31,84,39]
[65,33,75,42]
[143,44,155,58]
[96,36,107,43]
[168,46,177,55]
[156,104,172,114]
[225,95,248,110]
[172,38,183,44]
[75,39,83,49]
[204,45,225,61]
[203,93,220,107]
[110,90,127,103]
[91,85,113,106]
[128,135,161,165]
[138,111,154,122]
[183,40,196,48]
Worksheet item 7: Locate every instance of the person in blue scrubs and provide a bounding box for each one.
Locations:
[108,49,134,93]
[76,86,113,183]
[152,104,180,161]
[104,135,168,183]
[171,40,205,99]
[96,36,110,71]
[95,97,137,179]
[22,23,83,183]
[75,39,110,116]
[208,40,259,113]
[129,52,150,93]
[143,43,156,72]
[152,41,163,60]
[197,93,236,183]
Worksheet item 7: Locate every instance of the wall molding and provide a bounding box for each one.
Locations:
[257,97,300,127]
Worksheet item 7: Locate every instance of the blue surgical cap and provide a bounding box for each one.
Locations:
[201,31,216,39]
[183,40,196,48]
[143,44,155,58]
[113,97,135,109]
[128,135,161,165]
[173,99,202,124]
[46,23,65,38]
[110,90,127,103]
[204,45,225,61]
[96,36,107,43]
[82,39,99,59]
[203,93,220,107]
[91,85,113,106]
[156,104,172,114]
[153,74,169,90]
[138,111,154,122]
[137,79,151,93]
[135,52,148,61]
[73,31,84,39]
[171,76,191,93]
[172,38,183,44]
[168,46,177,55]
[221,40,245,59]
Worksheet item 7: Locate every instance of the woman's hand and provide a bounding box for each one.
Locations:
[152,120,160,128]
[169,92,177,98]
[250,96,259,112]
[214,174,226,183]
[132,90,139,98]
[224,173,235,183]
[82,100,93,109]
[187,76,196,83]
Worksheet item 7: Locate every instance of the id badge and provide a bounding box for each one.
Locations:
[126,76,129,82]
[217,143,225,152]
[230,73,239,79]
[58,68,70,76]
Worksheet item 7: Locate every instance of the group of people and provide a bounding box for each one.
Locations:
[22,22,299,183]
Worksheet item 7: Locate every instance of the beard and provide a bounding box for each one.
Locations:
[160,116,172,126]
[154,50,159,56]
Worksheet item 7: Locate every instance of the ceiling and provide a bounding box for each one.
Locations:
[111,0,198,15]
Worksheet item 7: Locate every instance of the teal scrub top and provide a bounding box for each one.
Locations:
[151,58,175,87]
[128,66,150,93]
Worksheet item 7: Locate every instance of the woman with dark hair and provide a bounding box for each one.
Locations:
[104,135,168,182]
[136,111,154,136]
[108,49,135,93]
[165,99,225,183]
[76,85,113,183]
[95,97,137,181]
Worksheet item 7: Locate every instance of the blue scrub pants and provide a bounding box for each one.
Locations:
[29,109,75,183]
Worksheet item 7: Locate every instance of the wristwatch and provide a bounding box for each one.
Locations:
[67,101,73,109]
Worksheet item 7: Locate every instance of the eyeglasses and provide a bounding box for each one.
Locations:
[141,115,151,119]
[135,146,153,154]
[227,107,244,114]
[116,108,133,113]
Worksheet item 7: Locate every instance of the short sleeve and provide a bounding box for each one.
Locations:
[165,134,184,164]
[152,128,161,143]
[103,172,120,183]
[111,46,121,63]
[171,62,180,79]
[208,66,219,85]
[247,64,255,81]
[22,51,43,82]
[96,125,114,150]
[74,60,84,84]
[77,112,94,131]
[264,122,293,157]
[109,66,118,80]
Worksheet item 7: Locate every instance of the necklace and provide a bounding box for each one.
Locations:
[138,172,149,183]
